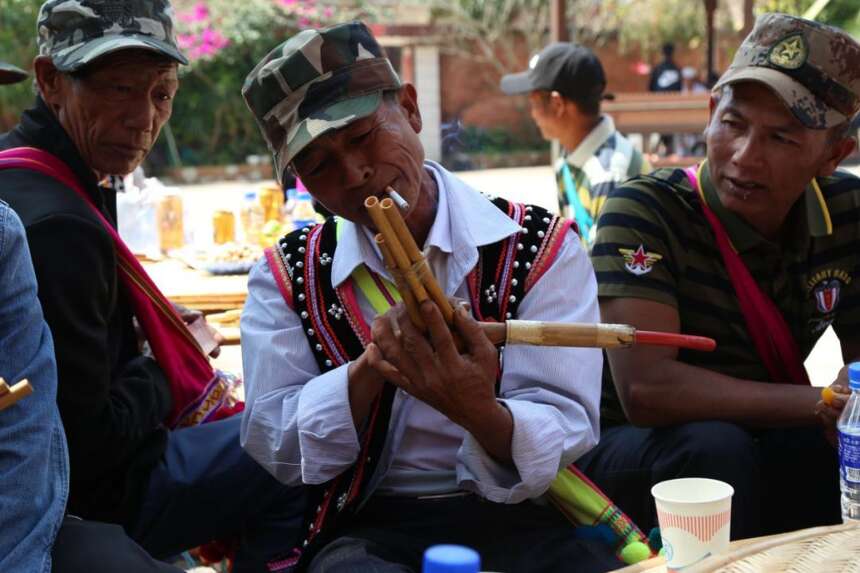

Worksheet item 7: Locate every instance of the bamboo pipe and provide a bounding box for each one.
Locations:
[0,378,33,411]
[380,198,455,325]
[478,321,716,351]
[364,196,430,305]
[375,234,426,330]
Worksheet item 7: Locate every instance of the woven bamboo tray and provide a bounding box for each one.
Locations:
[685,522,860,573]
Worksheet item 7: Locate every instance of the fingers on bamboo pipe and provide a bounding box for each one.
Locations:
[365,196,430,304]
[380,198,454,324]
[479,322,507,346]
[376,234,426,330]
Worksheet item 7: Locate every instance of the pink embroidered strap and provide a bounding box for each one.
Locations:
[265,247,294,309]
[684,165,809,385]
[0,146,245,425]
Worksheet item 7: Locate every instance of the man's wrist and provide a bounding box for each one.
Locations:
[460,399,514,462]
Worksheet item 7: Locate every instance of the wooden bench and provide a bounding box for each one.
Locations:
[604,92,710,166]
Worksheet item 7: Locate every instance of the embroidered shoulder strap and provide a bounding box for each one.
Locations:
[468,197,573,321]
[273,220,364,372]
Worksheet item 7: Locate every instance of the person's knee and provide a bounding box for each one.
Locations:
[664,421,757,477]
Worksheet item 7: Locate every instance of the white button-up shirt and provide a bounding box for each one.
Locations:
[240,161,602,504]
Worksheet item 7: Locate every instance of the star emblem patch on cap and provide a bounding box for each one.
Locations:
[768,34,808,70]
[619,245,662,276]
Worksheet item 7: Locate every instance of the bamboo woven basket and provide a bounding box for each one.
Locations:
[611,523,860,573]
[685,522,860,573]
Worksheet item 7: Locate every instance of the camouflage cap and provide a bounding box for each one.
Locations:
[37,0,189,72]
[242,21,401,183]
[0,61,28,85]
[714,13,860,129]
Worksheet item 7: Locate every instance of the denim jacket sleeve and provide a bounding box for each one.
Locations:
[0,202,69,573]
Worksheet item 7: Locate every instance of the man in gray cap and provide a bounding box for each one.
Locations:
[0,2,305,571]
[582,13,860,540]
[500,42,649,243]
[240,21,620,573]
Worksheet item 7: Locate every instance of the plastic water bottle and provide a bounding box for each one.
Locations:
[240,191,264,245]
[292,179,318,230]
[422,545,480,573]
[838,362,860,522]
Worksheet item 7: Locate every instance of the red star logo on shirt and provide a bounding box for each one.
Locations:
[619,244,663,276]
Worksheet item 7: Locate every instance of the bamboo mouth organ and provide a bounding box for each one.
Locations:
[365,193,716,353]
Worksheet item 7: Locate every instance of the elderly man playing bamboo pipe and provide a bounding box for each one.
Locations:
[581,13,860,541]
[239,22,623,573]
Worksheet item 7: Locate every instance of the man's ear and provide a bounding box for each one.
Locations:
[816,136,857,178]
[33,56,66,112]
[398,83,423,134]
[549,91,566,117]
[703,91,720,138]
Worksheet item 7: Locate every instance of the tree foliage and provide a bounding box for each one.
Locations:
[0,0,42,127]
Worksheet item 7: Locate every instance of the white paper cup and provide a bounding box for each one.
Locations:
[652,478,734,570]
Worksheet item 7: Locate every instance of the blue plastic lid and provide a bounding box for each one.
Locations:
[849,362,860,390]
[422,545,480,573]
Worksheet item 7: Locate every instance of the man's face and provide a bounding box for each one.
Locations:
[43,50,178,178]
[705,82,837,229]
[292,86,426,229]
[528,91,561,141]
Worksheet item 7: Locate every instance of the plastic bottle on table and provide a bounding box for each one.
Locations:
[422,545,480,573]
[240,190,264,246]
[838,362,860,522]
[292,178,319,230]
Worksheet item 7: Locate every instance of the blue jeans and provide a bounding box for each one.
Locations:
[0,203,68,573]
[129,416,307,573]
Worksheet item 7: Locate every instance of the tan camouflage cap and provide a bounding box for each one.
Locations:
[242,21,401,184]
[714,13,860,129]
[0,61,28,85]
[37,0,188,72]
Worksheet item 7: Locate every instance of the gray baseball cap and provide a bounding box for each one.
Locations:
[0,62,28,85]
[37,0,189,72]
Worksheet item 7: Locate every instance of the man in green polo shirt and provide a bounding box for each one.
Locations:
[581,13,860,539]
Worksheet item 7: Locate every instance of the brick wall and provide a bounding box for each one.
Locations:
[441,38,730,134]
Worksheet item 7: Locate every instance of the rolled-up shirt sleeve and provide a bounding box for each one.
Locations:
[240,257,360,485]
[457,231,602,503]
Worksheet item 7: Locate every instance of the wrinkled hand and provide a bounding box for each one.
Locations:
[172,303,224,358]
[815,365,851,447]
[366,300,499,430]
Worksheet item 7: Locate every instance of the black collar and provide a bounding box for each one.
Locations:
[13,96,103,207]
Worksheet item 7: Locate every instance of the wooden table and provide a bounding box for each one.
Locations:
[143,258,249,312]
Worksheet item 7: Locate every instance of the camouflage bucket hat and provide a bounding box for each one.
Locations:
[37,0,189,72]
[714,13,860,129]
[242,21,401,184]
[0,61,28,85]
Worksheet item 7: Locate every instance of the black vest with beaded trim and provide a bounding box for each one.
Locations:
[263,196,572,570]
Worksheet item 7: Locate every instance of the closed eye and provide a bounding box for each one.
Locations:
[772,133,799,146]
[350,127,375,145]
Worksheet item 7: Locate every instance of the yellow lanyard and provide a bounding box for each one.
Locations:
[336,218,402,315]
